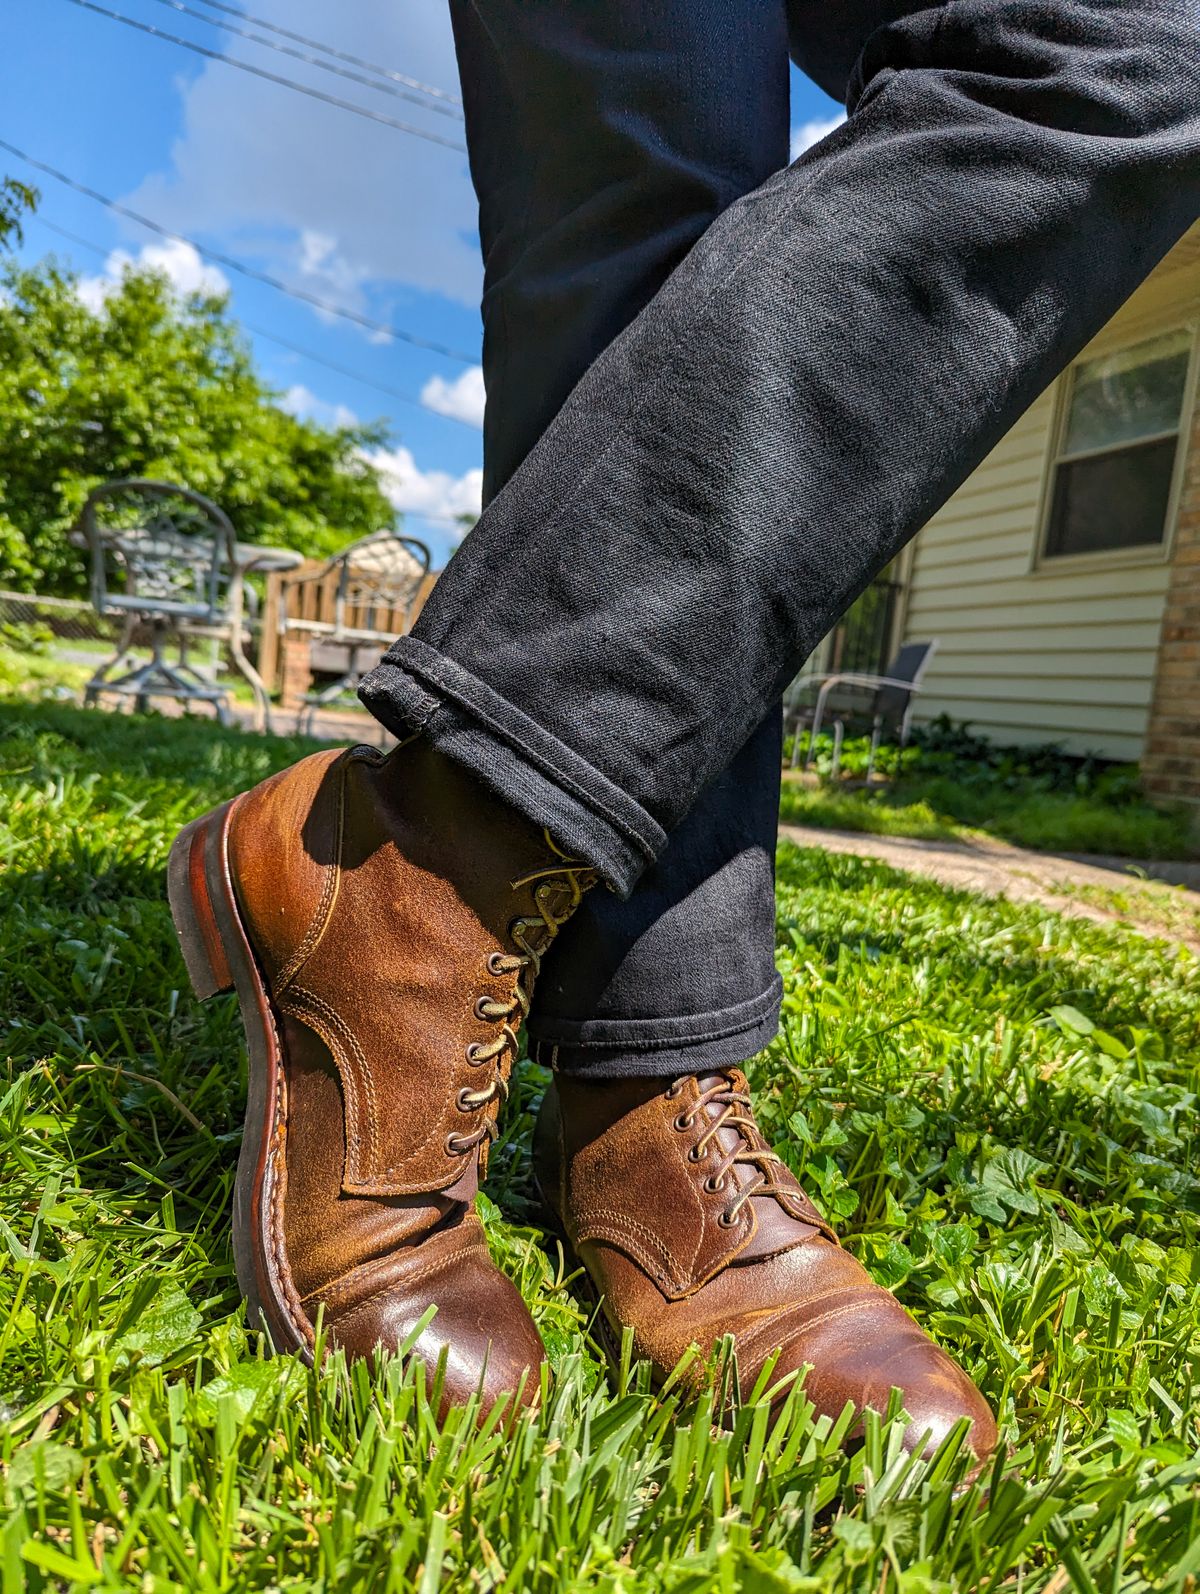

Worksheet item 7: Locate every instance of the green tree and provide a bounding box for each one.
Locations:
[0,178,37,250]
[0,255,396,593]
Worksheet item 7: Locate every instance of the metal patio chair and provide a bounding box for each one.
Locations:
[276,530,432,734]
[80,480,243,726]
[78,479,296,730]
[784,639,939,781]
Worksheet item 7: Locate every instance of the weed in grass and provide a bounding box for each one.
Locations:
[1,700,1199,1590]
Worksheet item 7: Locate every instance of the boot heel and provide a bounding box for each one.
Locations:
[167,805,236,1000]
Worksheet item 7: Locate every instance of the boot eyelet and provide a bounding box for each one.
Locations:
[664,1081,683,1099]
[474,996,494,1020]
[445,1132,467,1156]
[486,952,506,976]
[704,1175,725,1195]
[465,1042,485,1066]
[717,1210,736,1228]
[687,1144,702,1163]
[455,1088,476,1112]
[673,1113,692,1133]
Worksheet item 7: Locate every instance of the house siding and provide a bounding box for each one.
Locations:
[901,234,1200,764]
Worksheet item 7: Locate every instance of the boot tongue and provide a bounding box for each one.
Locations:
[691,1072,829,1260]
[440,1153,479,1205]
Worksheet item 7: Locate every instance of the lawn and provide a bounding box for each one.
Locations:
[780,728,1197,861]
[2,700,1199,1592]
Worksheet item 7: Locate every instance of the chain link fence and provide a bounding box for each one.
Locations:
[0,588,117,647]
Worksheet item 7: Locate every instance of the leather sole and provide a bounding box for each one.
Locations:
[167,800,312,1361]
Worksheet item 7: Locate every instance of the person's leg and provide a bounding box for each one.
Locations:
[529,715,784,1079]
[361,0,1200,897]
[447,0,789,1082]
[438,0,998,1460]
[166,0,801,1415]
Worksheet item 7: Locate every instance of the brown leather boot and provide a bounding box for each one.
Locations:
[168,738,595,1411]
[535,1070,997,1461]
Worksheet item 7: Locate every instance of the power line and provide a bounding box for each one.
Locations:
[15,214,482,531]
[59,0,468,154]
[145,0,463,121]
[30,215,482,428]
[0,138,477,361]
[189,0,461,109]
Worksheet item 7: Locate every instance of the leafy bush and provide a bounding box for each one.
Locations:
[0,258,396,593]
[782,716,1195,859]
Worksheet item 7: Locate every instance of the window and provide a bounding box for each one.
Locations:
[1042,329,1193,562]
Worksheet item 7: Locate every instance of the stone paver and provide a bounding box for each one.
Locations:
[780,823,1200,950]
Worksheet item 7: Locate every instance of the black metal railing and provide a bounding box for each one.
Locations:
[823,574,905,677]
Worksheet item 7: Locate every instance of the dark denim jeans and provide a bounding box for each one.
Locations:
[362,0,1200,1077]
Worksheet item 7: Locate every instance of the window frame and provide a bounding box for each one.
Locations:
[1032,322,1200,574]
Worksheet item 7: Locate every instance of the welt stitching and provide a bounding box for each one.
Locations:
[265,1073,314,1347]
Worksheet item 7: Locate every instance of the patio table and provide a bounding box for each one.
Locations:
[227,543,305,734]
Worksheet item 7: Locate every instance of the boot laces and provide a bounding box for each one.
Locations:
[448,832,598,1158]
[668,1074,793,1227]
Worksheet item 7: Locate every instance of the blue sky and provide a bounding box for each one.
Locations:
[3,0,843,563]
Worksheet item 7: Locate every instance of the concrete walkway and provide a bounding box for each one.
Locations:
[780,823,1200,951]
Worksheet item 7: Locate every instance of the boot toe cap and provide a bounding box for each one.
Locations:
[768,1293,997,1461]
[324,1254,546,1416]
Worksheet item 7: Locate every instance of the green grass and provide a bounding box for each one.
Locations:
[779,772,1195,860]
[1049,876,1200,948]
[3,700,1200,1591]
[0,643,91,700]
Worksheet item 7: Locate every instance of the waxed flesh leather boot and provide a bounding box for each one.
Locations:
[535,1070,997,1461]
[168,737,595,1412]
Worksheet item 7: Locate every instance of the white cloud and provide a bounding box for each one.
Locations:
[295,229,370,318]
[420,365,485,428]
[790,113,847,162]
[124,0,482,316]
[76,238,229,312]
[365,443,482,524]
[281,383,360,431]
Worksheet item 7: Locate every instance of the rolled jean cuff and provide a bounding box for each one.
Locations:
[526,974,782,1080]
[359,637,665,895]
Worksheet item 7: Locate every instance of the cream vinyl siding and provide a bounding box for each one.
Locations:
[902,239,1200,763]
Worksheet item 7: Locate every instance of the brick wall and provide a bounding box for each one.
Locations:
[1142,404,1200,809]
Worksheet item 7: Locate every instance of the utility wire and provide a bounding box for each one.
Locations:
[31,215,481,428]
[0,137,477,361]
[20,216,481,532]
[145,0,463,120]
[59,0,468,153]
[188,0,461,108]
